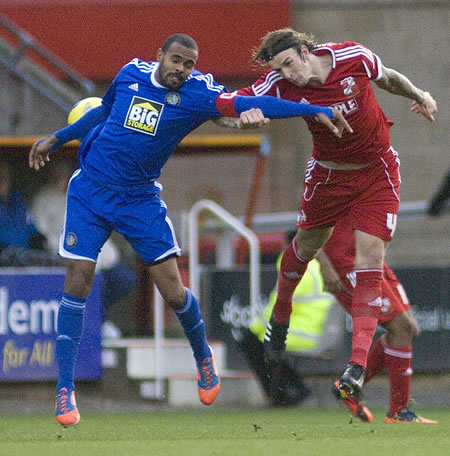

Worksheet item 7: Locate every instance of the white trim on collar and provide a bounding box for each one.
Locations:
[151,63,166,88]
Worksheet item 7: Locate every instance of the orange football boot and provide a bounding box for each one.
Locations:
[55,386,80,427]
[197,346,221,405]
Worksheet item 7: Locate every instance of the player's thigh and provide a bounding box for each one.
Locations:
[349,148,401,242]
[354,230,387,270]
[115,194,181,265]
[60,170,112,262]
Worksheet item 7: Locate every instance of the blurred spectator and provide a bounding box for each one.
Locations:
[0,158,61,266]
[31,159,137,337]
[427,168,450,216]
[230,231,340,407]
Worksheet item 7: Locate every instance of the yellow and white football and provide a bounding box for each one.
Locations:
[67,97,102,125]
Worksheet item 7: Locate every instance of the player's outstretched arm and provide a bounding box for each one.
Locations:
[216,95,353,136]
[375,65,437,122]
[28,104,109,171]
[237,106,352,137]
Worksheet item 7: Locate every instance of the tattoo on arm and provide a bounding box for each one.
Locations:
[211,117,241,129]
[376,67,424,104]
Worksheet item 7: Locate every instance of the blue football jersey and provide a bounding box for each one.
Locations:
[80,59,226,186]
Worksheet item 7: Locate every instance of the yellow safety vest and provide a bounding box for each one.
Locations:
[250,257,334,352]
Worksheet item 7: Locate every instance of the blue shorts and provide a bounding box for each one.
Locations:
[59,169,181,264]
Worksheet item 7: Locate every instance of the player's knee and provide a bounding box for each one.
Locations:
[296,230,328,260]
[65,260,95,296]
[391,315,418,342]
[356,249,384,270]
[409,318,420,340]
[162,285,186,308]
[355,235,385,269]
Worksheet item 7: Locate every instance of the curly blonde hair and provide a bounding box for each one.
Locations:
[252,28,317,65]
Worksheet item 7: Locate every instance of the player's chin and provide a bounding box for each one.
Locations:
[164,76,185,90]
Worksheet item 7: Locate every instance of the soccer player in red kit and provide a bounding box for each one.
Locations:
[317,219,437,423]
[236,29,437,404]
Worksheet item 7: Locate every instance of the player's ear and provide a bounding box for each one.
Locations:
[156,48,164,62]
[301,45,310,60]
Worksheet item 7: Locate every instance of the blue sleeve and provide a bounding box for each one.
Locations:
[234,95,334,119]
[53,104,110,147]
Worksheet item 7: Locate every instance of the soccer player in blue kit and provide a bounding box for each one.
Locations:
[29,33,351,426]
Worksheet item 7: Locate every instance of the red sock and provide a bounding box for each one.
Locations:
[273,239,308,324]
[350,269,383,368]
[384,343,412,415]
[365,334,386,383]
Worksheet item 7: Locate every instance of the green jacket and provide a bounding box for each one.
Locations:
[250,257,334,352]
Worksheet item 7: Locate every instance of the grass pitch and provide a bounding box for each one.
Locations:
[0,407,448,456]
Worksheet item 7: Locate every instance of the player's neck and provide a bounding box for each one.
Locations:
[312,54,333,84]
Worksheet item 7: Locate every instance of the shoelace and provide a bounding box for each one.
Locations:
[57,388,70,414]
[200,358,214,388]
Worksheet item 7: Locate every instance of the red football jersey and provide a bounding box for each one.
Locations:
[237,41,394,164]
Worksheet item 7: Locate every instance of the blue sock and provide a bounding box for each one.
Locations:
[173,288,210,364]
[56,293,86,390]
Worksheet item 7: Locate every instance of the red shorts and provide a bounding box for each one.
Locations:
[297,147,401,241]
[336,264,411,324]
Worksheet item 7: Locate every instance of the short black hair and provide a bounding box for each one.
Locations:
[161,34,198,53]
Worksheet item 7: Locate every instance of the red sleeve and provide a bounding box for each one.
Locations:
[342,41,383,81]
[215,69,283,116]
[355,43,383,81]
[317,41,383,81]
[215,91,239,117]
[241,70,283,97]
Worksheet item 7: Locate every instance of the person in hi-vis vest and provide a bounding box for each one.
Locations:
[232,231,338,407]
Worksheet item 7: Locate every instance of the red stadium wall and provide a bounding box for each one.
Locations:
[0,0,291,80]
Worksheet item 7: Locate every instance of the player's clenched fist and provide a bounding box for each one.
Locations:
[238,108,270,129]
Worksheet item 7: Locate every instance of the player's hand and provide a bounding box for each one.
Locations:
[321,266,342,295]
[316,108,353,138]
[410,91,437,122]
[29,135,58,170]
[238,108,270,129]
[316,249,342,295]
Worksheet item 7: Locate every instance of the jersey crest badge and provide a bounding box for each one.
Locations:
[65,232,77,248]
[340,76,359,96]
[165,92,181,106]
[124,96,164,136]
[297,210,307,223]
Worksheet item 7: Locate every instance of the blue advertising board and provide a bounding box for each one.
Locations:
[0,268,102,381]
